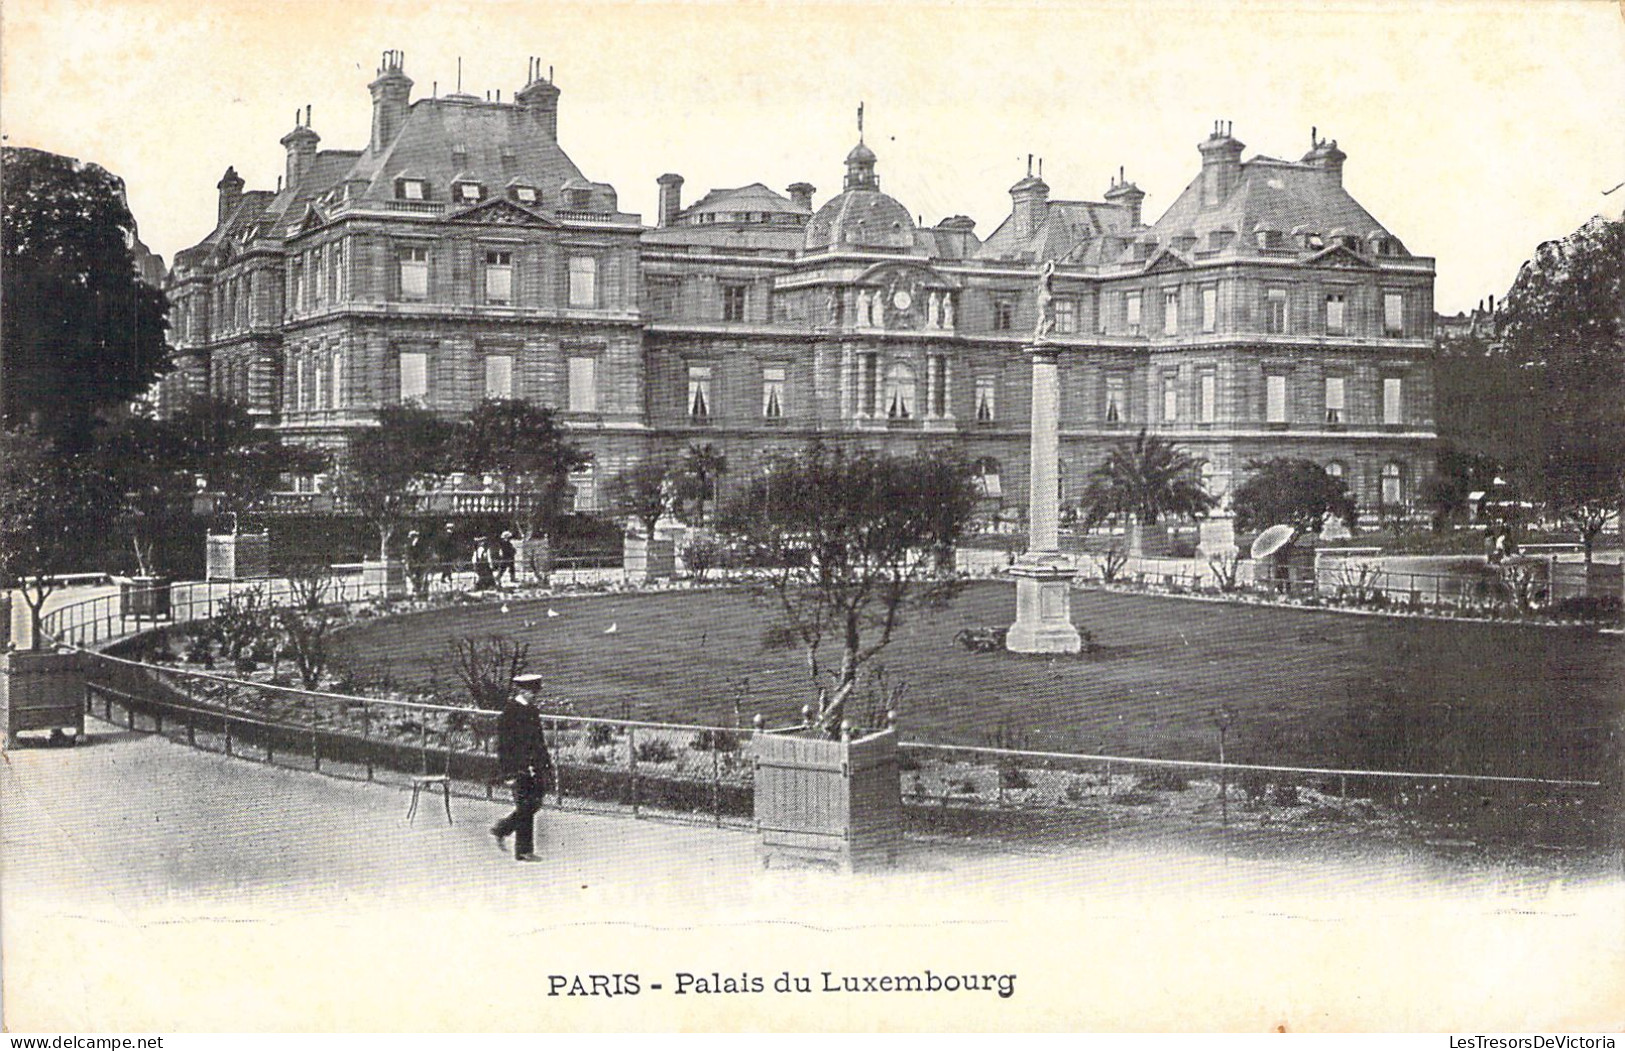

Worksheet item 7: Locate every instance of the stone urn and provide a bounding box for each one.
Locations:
[753,725,902,872]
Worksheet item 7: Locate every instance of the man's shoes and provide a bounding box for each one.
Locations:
[491,827,511,854]
[515,852,541,862]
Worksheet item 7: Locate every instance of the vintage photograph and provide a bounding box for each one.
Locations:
[2,0,1622,1034]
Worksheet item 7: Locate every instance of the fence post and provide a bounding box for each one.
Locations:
[713,745,721,827]
[629,725,640,818]
[363,701,373,781]
[312,725,321,773]
[224,714,233,757]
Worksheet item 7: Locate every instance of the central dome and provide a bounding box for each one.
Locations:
[804,138,916,250]
[805,190,915,250]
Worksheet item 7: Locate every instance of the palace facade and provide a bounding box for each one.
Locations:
[160,52,1437,521]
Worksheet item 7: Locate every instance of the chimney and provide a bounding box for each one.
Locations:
[216,165,245,225]
[1301,132,1347,185]
[515,56,561,141]
[1009,157,1050,240]
[657,173,685,227]
[1197,120,1245,206]
[1105,167,1146,228]
[368,49,413,154]
[280,109,320,191]
[787,182,815,213]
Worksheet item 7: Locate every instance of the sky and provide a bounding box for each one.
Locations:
[2,0,1621,313]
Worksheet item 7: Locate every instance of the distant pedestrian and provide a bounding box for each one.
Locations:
[496,531,518,586]
[404,530,431,597]
[438,522,458,584]
[472,536,498,591]
[491,673,553,861]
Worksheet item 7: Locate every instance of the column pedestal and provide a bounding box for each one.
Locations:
[1007,557,1082,653]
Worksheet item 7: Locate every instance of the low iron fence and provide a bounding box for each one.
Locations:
[36,569,1620,859]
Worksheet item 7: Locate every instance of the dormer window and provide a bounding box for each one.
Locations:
[454,181,484,204]
[1256,229,1284,250]
[396,177,428,201]
[568,189,592,209]
[510,185,539,206]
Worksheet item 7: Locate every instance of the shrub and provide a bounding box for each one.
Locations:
[999,763,1033,790]
[689,728,740,752]
[948,776,979,795]
[1271,782,1303,807]
[1550,594,1623,621]
[585,723,616,748]
[1134,766,1188,793]
[634,738,677,764]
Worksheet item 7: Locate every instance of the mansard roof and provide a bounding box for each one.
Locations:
[680,182,809,221]
[1145,154,1406,254]
[978,199,1137,264]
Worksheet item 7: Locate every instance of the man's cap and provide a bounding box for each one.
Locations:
[512,673,544,687]
[501,531,514,539]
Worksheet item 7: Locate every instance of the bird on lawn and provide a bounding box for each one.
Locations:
[500,604,510,614]
[604,622,619,634]
[547,608,560,618]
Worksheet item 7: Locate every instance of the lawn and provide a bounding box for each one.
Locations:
[332,582,1624,782]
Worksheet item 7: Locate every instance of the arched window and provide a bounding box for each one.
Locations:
[1326,460,1346,481]
[1381,462,1404,506]
[884,360,916,420]
[973,457,1002,500]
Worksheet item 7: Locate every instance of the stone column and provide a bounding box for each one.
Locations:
[1006,344,1082,653]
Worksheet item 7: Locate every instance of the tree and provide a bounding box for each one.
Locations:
[1496,216,1625,564]
[715,443,979,735]
[1419,444,1503,529]
[333,405,454,561]
[1231,458,1357,536]
[97,396,325,573]
[674,442,729,525]
[2,148,171,448]
[448,399,588,541]
[607,460,675,540]
[1079,429,1215,527]
[0,427,120,649]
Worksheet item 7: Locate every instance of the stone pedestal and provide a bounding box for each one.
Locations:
[624,535,676,581]
[362,559,408,599]
[1007,557,1083,654]
[206,532,270,581]
[1007,343,1081,653]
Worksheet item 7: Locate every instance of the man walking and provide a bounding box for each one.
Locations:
[491,673,553,861]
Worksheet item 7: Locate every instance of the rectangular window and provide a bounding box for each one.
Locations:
[485,355,513,400]
[1199,371,1217,423]
[1201,287,1217,333]
[399,352,428,403]
[1124,292,1141,335]
[484,251,513,305]
[1265,288,1287,334]
[331,351,347,409]
[1383,376,1403,425]
[1326,293,1347,334]
[1266,373,1288,424]
[1105,375,1126,423]
[399,179,426,201]
[1162,372,1178,422]
[687,364,712,418]
[567,356,597,412]
[1055,298,1077,335]
[925,354,949,418]
[721,283,747,322]
[568,255,598,308]
[1324,376,1345,425]
[762,365,786,419]
[1384,292,1405,336]
[400,246,429,300]
[975,376,996,423]
[1163,290,1179,336]
[994,297,1015,331]
[312,356,326,409]
[858,352,879,417]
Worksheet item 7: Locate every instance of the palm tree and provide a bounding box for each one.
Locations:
[677,442,729,525]
[1081,430,1215,551]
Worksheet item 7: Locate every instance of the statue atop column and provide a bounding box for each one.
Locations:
[1033,260,1057,343]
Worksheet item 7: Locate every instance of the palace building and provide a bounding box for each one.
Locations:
[160,52,1437,522]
